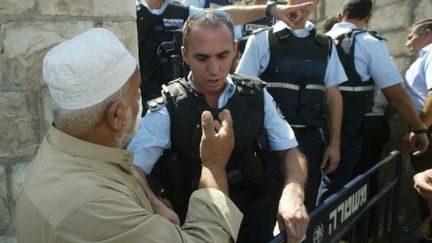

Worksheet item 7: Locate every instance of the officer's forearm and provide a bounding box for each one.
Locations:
[278,148,307,189]
[420,91,432,127]
[383,83,427,130]
[221,5,267,25]
[326,87,342,146]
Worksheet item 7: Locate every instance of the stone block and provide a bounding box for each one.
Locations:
[381,31,409,57]
[2,21,94,86]
[324,0,345,17]
[374,0,403,8]
[414,0,432,23]
[0,92,39,157]
[0,0,34,15]
[369,2,411,31]
[39,0,136,18]
[102,21,138,59]
[42,87,53,133]
[0,236,17,243]
[0,166,10,232]
[11,163,30,203]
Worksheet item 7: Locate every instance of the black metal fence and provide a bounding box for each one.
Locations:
[270,150,402,243]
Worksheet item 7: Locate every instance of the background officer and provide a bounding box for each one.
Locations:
[236,0,346,211]
[319,0,429,203]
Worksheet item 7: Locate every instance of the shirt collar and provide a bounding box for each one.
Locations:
[137,0,170,14]
[273,20,316,37]
[419,43,432,57]
[46,125,134,172]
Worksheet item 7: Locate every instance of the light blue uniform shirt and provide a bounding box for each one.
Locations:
[236,21,348,88]
[326,22,403,90]
[128,75,298,174]
[404,43,432,113]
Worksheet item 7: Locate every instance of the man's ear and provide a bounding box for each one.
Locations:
[106,100,125,132]
[424,28,432,42]
[181,46,189,65]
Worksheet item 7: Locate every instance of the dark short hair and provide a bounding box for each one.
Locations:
[321,15,338,33]
[411,18,432,35]
[342,0,372,20]
[182,9,234,47]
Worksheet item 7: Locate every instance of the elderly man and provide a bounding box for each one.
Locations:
[15,28,242,243]
[129,9,309,243]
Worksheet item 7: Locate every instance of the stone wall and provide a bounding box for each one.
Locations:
[0,0,431,241]
[0,0,137,241]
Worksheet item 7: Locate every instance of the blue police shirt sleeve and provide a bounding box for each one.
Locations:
[235,30,270,76]
[324,42,348,88]
[127,107,171,174]
[425,46,432,90]
[357,33,403,90]
[263,88,298,151]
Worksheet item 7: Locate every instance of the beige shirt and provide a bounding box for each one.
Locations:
[16,126,242,243]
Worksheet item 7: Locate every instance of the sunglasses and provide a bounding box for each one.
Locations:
[188,9,231,22]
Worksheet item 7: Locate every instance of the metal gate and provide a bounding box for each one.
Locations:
[270,150,402,243]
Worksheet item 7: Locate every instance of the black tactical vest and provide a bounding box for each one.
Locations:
[151,74,270,222]
[260,28,330,128]
[334,29,384,117]
[136,2,189,108]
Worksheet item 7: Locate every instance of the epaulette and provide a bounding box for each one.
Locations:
[147,96,167,112]
[368,31,386,41]
[251,26,272,35]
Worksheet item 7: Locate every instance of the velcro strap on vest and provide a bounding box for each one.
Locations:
[339,85,374,92]
[266,82,326,91]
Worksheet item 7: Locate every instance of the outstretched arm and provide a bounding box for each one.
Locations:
[221,1,315,26]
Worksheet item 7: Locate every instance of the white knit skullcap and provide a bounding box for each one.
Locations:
[43,28,137,110]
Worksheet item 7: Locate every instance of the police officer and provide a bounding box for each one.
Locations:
[403,19,432,240]
[136,0,305,113]
[236,0,346,211]
[129,8,313,243]
[318,0,429,203]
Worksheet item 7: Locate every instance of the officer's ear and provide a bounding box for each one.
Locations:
[233,40,238,54]
[424,28,432,43]
[181,46,190,66]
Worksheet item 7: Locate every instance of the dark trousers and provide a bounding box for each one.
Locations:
[353,115,390,177]
[293,127,326,210]
[317,115,364,204]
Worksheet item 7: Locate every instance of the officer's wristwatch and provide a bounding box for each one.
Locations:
[412,127,429,134]
[265,1,276,18]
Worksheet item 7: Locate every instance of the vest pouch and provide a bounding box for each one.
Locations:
[341,90,374,116]
[239,146,272,197]
[298,89,327,127]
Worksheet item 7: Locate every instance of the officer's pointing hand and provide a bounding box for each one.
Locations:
[272,2,315,26]
[200,109,234,168]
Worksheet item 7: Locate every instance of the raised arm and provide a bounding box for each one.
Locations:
[221,1,315,26]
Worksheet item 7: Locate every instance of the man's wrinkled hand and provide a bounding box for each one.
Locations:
[200,109,234,167]
[414,169,432,203]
